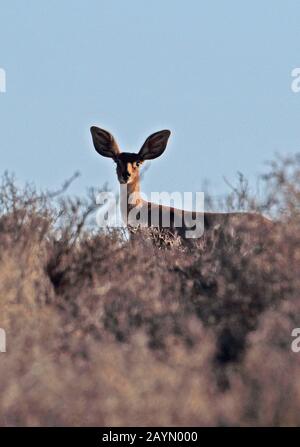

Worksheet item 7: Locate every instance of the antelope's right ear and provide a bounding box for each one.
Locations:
[90,126,120,159]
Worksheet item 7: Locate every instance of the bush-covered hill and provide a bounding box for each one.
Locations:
[0,155,299,426]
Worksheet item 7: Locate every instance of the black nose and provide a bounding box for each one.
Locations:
[124,172,130,180]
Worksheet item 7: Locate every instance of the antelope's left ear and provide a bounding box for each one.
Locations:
[138,130,171,161]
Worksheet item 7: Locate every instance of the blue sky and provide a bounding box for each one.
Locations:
[0,0,300,199]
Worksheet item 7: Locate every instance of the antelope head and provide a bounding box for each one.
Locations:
[90,127,171,185]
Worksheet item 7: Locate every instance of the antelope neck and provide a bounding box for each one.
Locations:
[120,172,143,210]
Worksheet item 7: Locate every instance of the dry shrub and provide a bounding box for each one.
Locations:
[0,155,299,426]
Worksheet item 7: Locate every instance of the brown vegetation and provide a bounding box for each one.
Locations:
[0,154,299,426]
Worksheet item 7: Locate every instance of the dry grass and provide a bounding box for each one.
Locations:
[0,154,300,426]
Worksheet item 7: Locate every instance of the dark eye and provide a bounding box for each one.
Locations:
[136,161,140,167]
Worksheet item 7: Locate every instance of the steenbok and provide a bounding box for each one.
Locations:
[91,127,271,238]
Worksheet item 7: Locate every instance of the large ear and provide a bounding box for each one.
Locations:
[138,130,171,161]
[90,126,120,159]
